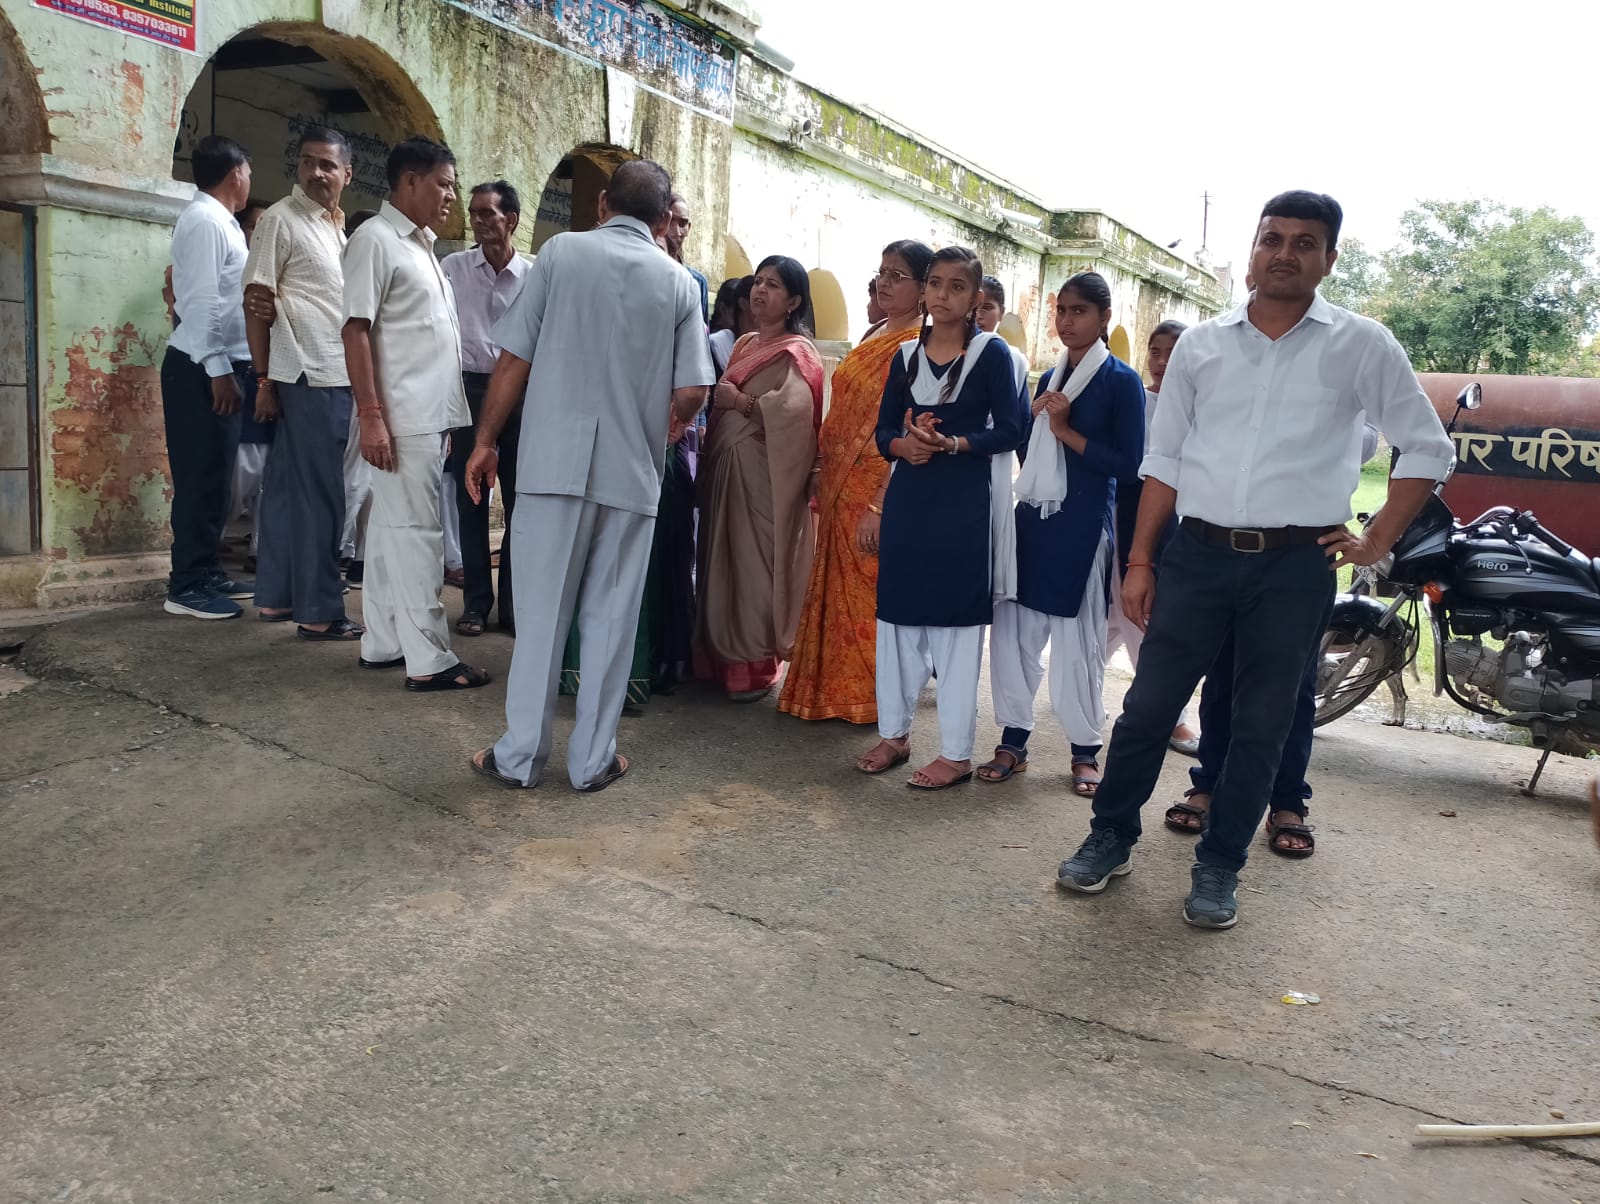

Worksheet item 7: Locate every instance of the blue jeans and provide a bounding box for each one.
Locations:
[1087,528,1335,872]
[1189,630,1318,819]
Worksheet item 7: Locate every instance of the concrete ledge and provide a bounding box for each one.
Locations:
[36,551,169,610]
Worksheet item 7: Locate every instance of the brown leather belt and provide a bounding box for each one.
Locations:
[1180,517,1338,553]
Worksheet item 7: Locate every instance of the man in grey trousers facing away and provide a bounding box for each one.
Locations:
[464,159,713,791]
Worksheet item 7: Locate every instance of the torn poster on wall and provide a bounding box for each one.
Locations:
[451,0,737,121]
[34,0,200,54]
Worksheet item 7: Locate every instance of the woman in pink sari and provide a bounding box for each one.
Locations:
[696,255,826,700]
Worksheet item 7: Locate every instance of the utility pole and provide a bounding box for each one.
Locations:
[1201,191,1212,253]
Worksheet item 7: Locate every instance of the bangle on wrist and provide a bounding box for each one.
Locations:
[1126,561,1156,570]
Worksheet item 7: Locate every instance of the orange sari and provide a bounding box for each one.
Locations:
[776,325,908,723]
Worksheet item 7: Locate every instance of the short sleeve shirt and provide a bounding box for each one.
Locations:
[242,187,349,387]
[341,201,470,437]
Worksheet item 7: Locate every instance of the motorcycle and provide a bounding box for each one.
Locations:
[1314,382,1600,794]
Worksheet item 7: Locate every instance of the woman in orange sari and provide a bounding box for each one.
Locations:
[696,256,826,700]
[778,239,934,723]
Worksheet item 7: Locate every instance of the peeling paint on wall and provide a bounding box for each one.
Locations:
[52,322,170,557]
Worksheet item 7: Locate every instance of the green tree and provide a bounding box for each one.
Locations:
[1374,200,1600,376]
[1320,237,1383,314]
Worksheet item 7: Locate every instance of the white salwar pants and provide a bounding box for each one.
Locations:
[341,405,373,561]
[990,535,1109,749]
[359,432,456,678]
[876,621,985,762]
[228,442,269,552]
[493,494,655,789]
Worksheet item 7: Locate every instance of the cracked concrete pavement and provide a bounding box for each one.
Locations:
[3,598,1599,1202]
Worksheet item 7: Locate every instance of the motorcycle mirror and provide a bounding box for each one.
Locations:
[1457,382,1482,411]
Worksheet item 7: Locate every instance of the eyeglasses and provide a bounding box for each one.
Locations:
[874,268,919,286]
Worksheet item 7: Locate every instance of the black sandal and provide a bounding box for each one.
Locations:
[1164,789,1209,834]
[976,745,1028,783]
[404,662,492,691]
[359,655,405,670]
[298,617,364,641]
[470,747,532,789]
[1071,758,1102,797]
[456,611,486,637]
[1265,812,1316,859]
[578,754,630,793]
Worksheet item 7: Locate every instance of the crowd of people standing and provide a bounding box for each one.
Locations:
[160,129,1455,928]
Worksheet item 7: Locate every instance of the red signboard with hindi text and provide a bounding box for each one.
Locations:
[33,0,199,54]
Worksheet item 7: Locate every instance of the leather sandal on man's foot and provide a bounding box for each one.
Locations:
[404,662,492,691]
[976,745,1028,783]
[1164,789,1209,834]
[578,754,629,793]
[907,757,973,791]
[470,747,533,789]
[456,612,486,637]
[856,739,910,775]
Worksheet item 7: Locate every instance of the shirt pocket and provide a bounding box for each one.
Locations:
[1276,385,1341,444]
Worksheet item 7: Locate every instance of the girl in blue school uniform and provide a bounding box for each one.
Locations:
[977,271,1146,795]
[853,245,1026,790]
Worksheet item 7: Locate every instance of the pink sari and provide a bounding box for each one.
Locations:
[696,333,826,694]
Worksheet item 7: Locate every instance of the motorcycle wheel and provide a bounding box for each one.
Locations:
[1313,623,1407,728]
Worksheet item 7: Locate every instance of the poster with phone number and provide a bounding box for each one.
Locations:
[33,0,199,55]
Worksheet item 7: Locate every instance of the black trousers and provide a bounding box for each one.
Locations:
[1087,528,1335,872]
[161,347,244,596]
[448,371,521,627]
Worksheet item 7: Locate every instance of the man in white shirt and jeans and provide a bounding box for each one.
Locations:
[162,134,255,620]
[1057,191,1455,928]
[441,180,530,638]
[244,125,360,641]
[341,136,488,692]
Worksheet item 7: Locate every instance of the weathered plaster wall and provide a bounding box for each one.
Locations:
[727,131,1042,349]
[3,0,734,602]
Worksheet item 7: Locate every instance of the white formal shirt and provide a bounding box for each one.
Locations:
[440,247,530,374]
[168,191,249,377]
[341,201,469,437]
[1143,292,1453,528]
[493,215,714,515]
[242,186,349,387]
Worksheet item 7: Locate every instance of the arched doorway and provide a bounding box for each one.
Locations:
[174,23,452,233]
[529,145,638,255]
[0,8,47,562]
[723,233,753,283]
[807,268,849,342]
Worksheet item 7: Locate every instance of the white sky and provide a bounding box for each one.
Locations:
[755,0,1600,286]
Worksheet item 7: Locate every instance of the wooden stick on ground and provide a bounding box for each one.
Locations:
[1416,1122,1600,1140]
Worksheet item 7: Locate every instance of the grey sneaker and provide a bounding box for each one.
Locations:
[1056,829,1133,894]
[1183,863,1240,929]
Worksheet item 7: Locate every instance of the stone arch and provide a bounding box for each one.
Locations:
[807,268,849,341]
[0,10,48,157]
[724,233,753,282]
[174,22,454,232]
[529,144,639,255]
[1108,324,1131,365]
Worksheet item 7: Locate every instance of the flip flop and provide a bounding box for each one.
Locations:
[470,747,532,789]
[404,662,492,692]
[577,753,629,793]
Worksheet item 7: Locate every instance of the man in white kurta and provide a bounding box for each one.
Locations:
[463,160,714,791]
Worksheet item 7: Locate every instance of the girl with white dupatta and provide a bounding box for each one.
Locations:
[854,247,1026,790]
[977,272,1146,796]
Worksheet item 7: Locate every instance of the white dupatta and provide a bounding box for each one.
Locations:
[1012,339,1109,518]
[898,331,1017,602]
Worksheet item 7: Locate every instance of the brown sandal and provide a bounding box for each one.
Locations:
[1265,812,1316,858]
[856,739,910,775]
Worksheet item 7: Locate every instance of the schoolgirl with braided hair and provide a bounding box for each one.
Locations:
[853,246,1027,789]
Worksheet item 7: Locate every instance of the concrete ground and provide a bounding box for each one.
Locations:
[3,592,1598,1203]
